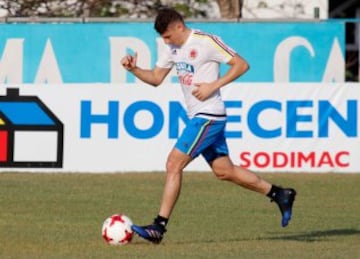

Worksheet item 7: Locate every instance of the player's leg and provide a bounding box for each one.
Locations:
[202,130,297,228]
[132,117,213,244]
[159,148,192,218]
[158,117,224,219]
[131,148,192,244]
[200,129,271,194]
[209,156,296,227]
[210,155,271,194]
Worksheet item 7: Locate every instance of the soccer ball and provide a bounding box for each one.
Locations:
[102,214,133,245]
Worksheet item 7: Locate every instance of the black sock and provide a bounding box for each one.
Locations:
[154,215,168,228]
[267,185,282,200]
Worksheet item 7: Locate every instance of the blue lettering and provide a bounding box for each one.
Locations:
[248,101,281,138]
[124,101,163,139]
[79,99,358,140]
[225,101,242,138]
[318,100,357,137]
[287,101,313,138]
[80,101,119,138]
[169,101,187,139]
[175,62,194,73]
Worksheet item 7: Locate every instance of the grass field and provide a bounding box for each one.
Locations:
[0,172,359,259]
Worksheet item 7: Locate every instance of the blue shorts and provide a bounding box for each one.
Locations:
[175,117,229,163]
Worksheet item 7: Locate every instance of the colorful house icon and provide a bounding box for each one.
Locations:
[0,88,63,168]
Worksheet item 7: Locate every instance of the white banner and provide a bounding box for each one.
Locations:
[358,21,360,82]
[0,83,359,173]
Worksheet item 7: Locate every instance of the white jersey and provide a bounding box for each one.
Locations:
[156,29,236,120]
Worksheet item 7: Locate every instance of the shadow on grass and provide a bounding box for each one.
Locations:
[265,228,360,242]
[132,229,360,245]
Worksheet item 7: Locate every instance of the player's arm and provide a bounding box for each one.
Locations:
[193,54,249,101]
[131,66,171,87]
[121,52,171,87]
[213,54,249,89]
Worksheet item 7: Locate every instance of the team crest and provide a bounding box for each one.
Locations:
[189,49,198,60]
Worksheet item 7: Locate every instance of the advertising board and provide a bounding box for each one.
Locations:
[0,22,345,84]
[0,83,358,173]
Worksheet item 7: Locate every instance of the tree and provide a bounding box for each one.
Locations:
[0,0,217,18]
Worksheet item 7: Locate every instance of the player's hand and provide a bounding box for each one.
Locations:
[121,52,138,71]
[192,82,217,101]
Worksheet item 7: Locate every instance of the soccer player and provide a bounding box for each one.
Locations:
[121,7,296,244]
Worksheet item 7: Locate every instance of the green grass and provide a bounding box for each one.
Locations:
[0,172,359,259]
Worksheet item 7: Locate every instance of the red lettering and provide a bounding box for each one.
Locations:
[298,152,316,167]
[273,152,288,168]
[335,151,349,167]
[254,152,270,168]
[238,151,350,169]
[317,151,334,167]
[239,152,251,167]
[179,74,193,86]
[290,152,296,168]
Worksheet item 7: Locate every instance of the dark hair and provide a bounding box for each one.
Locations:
[154,8,184,34]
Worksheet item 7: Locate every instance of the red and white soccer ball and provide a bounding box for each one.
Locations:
[102,214,133,245]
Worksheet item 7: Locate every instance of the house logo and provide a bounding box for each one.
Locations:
[0,88,63,168]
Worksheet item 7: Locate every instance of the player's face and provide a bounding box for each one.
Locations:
[161,22,184,46]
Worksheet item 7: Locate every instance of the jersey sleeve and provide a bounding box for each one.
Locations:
[156,45,174,69]
[207,35,237,64]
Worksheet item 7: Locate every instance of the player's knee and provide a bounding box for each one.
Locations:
[210,156,235,181]
[213,167,233,181]
[166,149,191,173]
[165,158,176,173]
[166,157,184,174]
[215,173,230,181]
